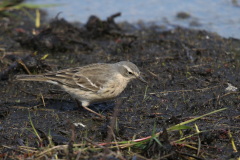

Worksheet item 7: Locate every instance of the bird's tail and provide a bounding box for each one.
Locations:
[15,75,48,81]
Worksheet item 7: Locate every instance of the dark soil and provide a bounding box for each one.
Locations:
[1,6,240,160]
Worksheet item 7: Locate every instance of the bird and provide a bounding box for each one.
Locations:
[15,61,147,118]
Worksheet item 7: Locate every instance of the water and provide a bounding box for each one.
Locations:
[26,0,240,39]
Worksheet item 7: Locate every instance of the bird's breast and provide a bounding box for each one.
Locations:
[99,74,129,99]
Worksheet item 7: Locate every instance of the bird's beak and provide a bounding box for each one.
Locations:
[138,76,147,83]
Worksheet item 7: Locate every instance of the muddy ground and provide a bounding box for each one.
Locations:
[0,6,240,160]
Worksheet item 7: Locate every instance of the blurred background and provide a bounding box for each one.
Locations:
[26,0,240,39]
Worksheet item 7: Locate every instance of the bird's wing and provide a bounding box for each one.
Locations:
[73,63,113,92]
[43,63,113,92]
[43,67,81,88]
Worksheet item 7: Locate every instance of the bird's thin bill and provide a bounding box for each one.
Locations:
[138,76,147,83]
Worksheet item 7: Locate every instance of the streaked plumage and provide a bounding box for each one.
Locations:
[15,61,146,117]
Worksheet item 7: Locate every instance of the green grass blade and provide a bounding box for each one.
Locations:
[178,108,227,126]
[151,121,156,137]
[28,111,42,142]
[153,137,162,146]
[174,130,207,143]
[168,125,194,131]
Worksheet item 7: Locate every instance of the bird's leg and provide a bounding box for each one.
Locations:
[82,105,105,118]
[75,100,104,118]
[75,99,82,110]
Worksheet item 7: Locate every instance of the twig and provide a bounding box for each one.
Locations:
[84,137,112,153]
[195,124,201,156]
[221,92,240,98]
[159,152,175,159]
[2,145,26,154]
[108,126,121,155]
[148,70,158,77]
[128,151,148,160]
[202,91,240,106]
[189,64,210,68]
[17,59,32,75]
[176,151,203,160]
[107,12,121,21]
[103,100,122,160]
[228,129,237,153]
[66,119,76,141]
[3,152,8,160]
[34,144,84,158]
[84,137,125,160]
[155,56,179,60]
[40,92,45,107]
[66,119,76,159]
[0,53,34,80]
[75,146,82,160]
[215,80,224,108]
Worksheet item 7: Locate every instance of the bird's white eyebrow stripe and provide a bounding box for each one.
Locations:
[123,65,139,76]
[122,65,132,72]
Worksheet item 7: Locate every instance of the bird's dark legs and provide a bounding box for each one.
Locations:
[75,99,82,109]
[75,99,104,118]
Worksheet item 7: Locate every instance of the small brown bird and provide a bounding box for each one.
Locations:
[15,61,146,117]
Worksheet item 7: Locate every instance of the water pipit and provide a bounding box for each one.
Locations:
[15,61,146,117]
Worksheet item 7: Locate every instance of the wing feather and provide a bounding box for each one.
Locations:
[43,63,114,92]
[73,63,113,92]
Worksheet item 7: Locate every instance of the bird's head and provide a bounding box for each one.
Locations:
[116,61,147,83]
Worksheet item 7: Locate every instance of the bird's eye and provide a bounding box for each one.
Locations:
[128,72,133,75]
